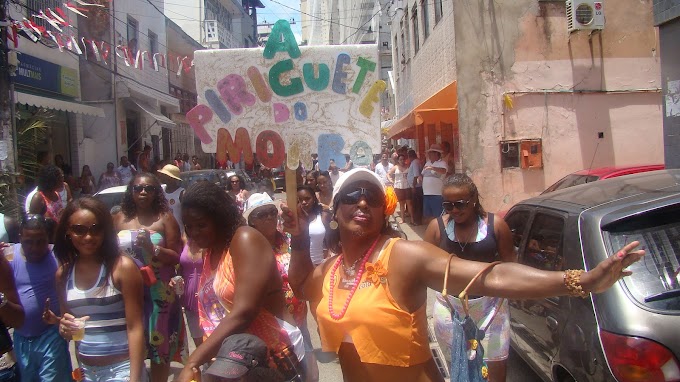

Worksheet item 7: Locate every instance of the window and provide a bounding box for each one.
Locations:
[127,16,139,55]
[608,206,680,311]
[434,0,443,24]
[27,0,60,29]
[505,210,531,250]
[403,9,410,60]
[412,5,419,54]
[421,0,430,41]
[148,30,158,56]
[523,213,565,272]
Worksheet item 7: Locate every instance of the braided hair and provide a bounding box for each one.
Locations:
[442,174,487,219]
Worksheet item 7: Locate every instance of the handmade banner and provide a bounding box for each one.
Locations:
[188,19,384,173]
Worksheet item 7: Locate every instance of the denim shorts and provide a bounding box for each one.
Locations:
[13,327,72,382]
[81,359,148,382]
[423,195,444,218]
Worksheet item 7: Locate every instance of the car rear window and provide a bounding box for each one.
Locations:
[607,207,680,311]
[544,174,599,193]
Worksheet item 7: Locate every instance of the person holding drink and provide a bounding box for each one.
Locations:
[114,173,185,382]
[53,197,145,381]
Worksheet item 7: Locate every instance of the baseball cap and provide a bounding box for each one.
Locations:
[204,334,268,378]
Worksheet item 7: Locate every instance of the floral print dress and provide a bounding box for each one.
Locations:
[117,229,186,364]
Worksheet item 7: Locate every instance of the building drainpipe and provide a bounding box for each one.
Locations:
[111,0,119,160]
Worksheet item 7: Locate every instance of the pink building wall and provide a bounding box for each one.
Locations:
[453,1,664,212]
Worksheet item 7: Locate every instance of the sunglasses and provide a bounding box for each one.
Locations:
[442,200,472,211]
[69,224,104,236]
[339,187,384,208]
[230,180,240,184]
[251,207,278,220]
[132,184,156,193]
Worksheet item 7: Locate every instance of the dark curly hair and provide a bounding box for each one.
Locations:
[37,165,63,192]
[443,173,487,218]
[182,182,245,249]
[120,173,169,218]
[226,174,246,191]
[53,197,120,285]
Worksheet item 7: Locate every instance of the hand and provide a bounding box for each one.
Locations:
[281,203,310,238]
[135,235,154,254]
[0,242,9,249]
[59,313,78,340]
[581,241,645,294]
[174,365,201,382]
[42,298,60,325]
[168,278,177,289]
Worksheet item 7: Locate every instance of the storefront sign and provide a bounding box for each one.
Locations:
[15,53,79,98]
[188,19,384,170]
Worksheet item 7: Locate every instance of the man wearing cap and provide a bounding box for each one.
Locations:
[204,334,284,381]
[157,164,185,233]
[420,143,448,224]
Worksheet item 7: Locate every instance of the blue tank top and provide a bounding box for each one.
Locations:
[11,245,59,337]
[66,264,129,357]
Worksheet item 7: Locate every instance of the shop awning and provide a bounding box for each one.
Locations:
[125,98,176,128]
[15,91,105,117]
[387,81,458,139]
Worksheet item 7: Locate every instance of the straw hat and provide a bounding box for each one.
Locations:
[157,164,182,181]
[427,144,444,153]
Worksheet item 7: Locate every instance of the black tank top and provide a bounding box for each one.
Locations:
[437,213,498,263]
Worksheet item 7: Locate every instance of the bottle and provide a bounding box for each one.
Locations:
[272,347,303,382]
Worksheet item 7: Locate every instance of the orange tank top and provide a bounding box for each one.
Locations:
[316,238,432,367]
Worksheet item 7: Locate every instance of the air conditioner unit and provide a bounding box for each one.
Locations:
[566,0,605,33]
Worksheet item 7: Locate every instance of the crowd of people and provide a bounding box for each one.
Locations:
[0,145,645,382]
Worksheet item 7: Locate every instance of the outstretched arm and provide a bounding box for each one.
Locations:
[396,239,644,300]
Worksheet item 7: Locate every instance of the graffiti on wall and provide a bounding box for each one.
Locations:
[187,20,384,170]
[666,79,680,117]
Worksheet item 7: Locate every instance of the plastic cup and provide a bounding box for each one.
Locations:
[3,246,13,261]
[71,318,86,341]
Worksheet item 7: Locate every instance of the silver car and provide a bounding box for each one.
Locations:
[505,169,680,382]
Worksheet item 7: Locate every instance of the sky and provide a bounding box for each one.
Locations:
[257,0,304,43]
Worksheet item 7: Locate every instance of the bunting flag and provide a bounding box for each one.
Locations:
[7,0,194,77]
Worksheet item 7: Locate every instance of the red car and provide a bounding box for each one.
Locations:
[541,164,665,194]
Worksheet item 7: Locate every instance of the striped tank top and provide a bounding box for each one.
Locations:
[66,264,129,357]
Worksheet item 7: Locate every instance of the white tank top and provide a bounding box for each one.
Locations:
[164,187,184,233]
[393,166,409,190]
[308,213,326,266]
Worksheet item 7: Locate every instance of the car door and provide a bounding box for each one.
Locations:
[510,209,567,379]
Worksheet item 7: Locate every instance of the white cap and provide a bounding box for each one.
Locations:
[242,193,281,221]
[331,168,385,205]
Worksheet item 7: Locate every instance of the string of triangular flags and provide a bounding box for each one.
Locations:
[7,0,194,76]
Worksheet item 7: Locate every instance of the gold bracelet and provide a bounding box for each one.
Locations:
[564,269,589,298]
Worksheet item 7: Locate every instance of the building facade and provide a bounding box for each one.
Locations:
[388,0,664,212]
[164,0,263,49]
[654,0,680,168]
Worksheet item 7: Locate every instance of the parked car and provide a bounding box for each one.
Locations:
[541,164,664,194]
[505,169,680,382]
[180,169,256,191]
[93,185,128,213]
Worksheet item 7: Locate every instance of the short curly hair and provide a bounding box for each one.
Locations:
[120,173,169,218]
[182,182,245,248]
[37,165,62,192]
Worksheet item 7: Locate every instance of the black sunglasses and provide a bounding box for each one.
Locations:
[442,200,472,211]
[69,224,104,236]
[252,207,278,220]
[339,187,384,208]
[132,184,156,193]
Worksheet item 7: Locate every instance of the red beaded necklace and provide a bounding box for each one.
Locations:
[328,235,382,320]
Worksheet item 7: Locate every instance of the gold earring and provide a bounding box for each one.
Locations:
[329,220,338,230]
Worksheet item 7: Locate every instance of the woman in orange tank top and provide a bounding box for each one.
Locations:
[282,168,645,382]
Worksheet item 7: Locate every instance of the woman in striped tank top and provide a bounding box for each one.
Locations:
[53,197,146,382]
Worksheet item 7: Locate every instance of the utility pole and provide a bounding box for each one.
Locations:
[0,0,14,171]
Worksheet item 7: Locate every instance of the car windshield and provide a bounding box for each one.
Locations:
[607,206,680,311]
[543,174,600,194]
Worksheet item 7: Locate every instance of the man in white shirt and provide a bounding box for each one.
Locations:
[420,144,448,224]
[373,153,394,187]
[407,149,423,225]
[118,156,137,186]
